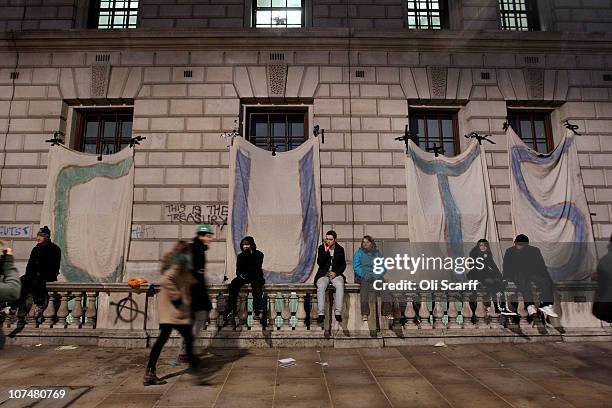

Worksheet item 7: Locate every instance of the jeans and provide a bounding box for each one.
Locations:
[316,275,344,316]
[226,277,264,314]
[359,278,392,316]
[147,324,198,370]
[180,310,208,356]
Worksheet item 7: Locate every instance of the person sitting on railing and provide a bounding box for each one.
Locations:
[178,224,214,363]
[223,236,265,321]
[467,239,516,318]
[592,235,612,323]
[144,240,204,386]
[15,226,61,326]
[353,235,392,322]
[502,234,558,320]
[315,230,346,324]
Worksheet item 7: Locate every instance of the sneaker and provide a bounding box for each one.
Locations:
[335,315,342,323]
[316,315,325,324]
[362,315,369,322]
[538,305,558,318]
[143,369,167,386]
[253,312,260,321]
[499,307,518,316]
[527,305,538,316]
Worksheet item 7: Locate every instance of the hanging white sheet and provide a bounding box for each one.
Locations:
[226,137,321,283]
[508,128,596,281]
[405,140,501,263]
[40,145,134,283]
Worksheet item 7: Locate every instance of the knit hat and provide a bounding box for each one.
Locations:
[196,224,214,236]
[37,226,51,239]
[514,234,529,243]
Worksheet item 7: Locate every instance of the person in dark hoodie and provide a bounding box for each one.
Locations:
[224,236,265,320]
[503,234,558,319]
[178,224,214,363]
[467,239,516,317]
[315,230,346,324]
[15,226,61,325]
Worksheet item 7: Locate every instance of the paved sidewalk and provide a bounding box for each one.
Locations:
[0,341,611,407]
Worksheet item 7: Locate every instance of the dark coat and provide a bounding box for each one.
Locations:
[236,249,265,283]
[314,243,346,284]
[502,245,550,293]
[191,237,212,312]
[467,247,501,282]
[25,241,61,282]
[593,250,612,323]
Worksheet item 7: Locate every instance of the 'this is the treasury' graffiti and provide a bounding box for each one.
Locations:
[164,204,228,228]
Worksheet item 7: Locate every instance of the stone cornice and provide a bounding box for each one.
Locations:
[1,28,612,54]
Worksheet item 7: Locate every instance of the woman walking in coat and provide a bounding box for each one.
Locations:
[144,241,199,386]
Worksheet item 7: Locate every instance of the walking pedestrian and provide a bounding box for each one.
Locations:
[144,241,200,386]
[178,224,214,363]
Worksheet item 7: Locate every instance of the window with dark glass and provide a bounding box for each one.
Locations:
[499,0,539,31]
[245,108,307,152]
[508,111,553,153]
[407,0,449,29]
[253,0,304,28]
[89,0,139,29]
[409,110,459,156]
[74,109,133,155]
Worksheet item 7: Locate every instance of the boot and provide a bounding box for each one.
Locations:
[143,368,167,386]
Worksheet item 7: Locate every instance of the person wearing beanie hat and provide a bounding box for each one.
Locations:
[13,226,61,329]
[503,234,558,321]
[177,224,214,363]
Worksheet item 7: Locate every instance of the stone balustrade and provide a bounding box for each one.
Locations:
[1,282,609,348]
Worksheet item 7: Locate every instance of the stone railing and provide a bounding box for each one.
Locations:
[1,281,609,348]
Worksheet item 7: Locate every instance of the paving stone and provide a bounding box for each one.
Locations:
[435,383,512,408]
[328,384,391,408]
[377,377,451,408]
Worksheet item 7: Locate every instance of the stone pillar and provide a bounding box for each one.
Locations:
[461,292,474,328]
[71,292,84,328]
[83,292,97,328]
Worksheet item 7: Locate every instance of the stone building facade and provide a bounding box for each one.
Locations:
[0,0,611,283]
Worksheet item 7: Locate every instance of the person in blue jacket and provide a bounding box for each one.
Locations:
[353,235,392,321]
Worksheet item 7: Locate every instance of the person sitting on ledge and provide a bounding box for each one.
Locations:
[315,230,346,324]
[467,239,516,318]
[224,236,265,321]
[503,234,558,320]
[353,235,392,322]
